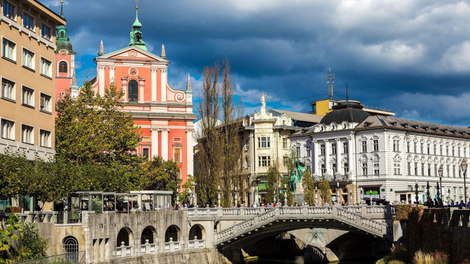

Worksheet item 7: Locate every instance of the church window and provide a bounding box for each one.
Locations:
[174,148,181,163]
[128,80,138,102]
[59,61,68,73]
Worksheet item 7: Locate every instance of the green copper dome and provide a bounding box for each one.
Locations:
[129,5,147,51]
[56,25,75,53]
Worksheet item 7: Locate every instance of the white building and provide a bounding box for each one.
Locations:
[290,99,470,205]
[239,95,322,205]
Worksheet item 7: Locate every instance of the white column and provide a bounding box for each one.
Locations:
[151,68,157,102]
[336,139,342,175]
[98,65,106,96]
[109,66,115,84]
[325,140,330,176]
[186,130,194,176]
[121,78,127,101]
[139,78,145,103]
[161,68,167,102]
[313,140,319,176]
[151,129,159,158]
[162,130,169,160]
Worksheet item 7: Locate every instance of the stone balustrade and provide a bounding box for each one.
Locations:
[164,238,181,252]
[188,237,205,249]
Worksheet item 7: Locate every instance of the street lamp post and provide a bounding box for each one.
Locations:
[436,182,440,206]
[284,184,287,206]
[337,182,340,205]
[234,187,238,208]
[359,187,363,205]
[415,180,418,204]
[461,158,468,206]
[217,185,221,208]
[438,165,443,204]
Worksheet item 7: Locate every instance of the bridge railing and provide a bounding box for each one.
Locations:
[188,205,393,220]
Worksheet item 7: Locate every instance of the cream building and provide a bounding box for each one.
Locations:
[1,0,65,159]
[239,95,322,205]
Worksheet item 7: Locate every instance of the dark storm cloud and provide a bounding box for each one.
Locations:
[44,0,470,126]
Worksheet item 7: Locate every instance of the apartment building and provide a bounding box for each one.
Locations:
[1,0,65,159]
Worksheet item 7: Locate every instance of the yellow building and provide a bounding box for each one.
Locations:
[1,0,65,159]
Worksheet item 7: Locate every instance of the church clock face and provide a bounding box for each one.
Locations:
[59,50,67,57]
[129,67,138,76]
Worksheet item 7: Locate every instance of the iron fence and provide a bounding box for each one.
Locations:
[12,251,85,264]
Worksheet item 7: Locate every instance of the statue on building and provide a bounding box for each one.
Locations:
[261,93,268,107]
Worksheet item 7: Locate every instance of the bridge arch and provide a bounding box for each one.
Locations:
[165,225,180,242]
[189,224,205,240]
[117,227,134,247]
[141,226,157,244]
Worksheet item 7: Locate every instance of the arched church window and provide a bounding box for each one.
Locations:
[128,80,138,102]
[59,61,68,73]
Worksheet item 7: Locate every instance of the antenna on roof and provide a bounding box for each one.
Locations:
[346,81,349,101]
[326,68,335,99]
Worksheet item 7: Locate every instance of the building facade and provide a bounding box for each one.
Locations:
[291,99,470,205]
[239,95,322,205]
[88,4,196,185]
[1,0,65,159]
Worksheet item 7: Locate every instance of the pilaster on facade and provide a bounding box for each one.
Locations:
[151,68,158,102]
[160,68,168,102]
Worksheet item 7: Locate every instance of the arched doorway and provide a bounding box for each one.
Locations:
[128,80,138,102]
[62,236,79,263]
[165,225,180,242]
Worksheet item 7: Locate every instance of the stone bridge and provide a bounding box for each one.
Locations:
[188,205,395,250]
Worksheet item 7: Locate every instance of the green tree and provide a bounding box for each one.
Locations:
[142,156,181,202]
[0,150,32,201]
[318,177,331,205]
[266,163,281,204]
[302,168,315,205]
[56,82,141,165]
[15,223,48,261]
[55,82,145,193]
[0,214,22,263]
[195,59,244,207]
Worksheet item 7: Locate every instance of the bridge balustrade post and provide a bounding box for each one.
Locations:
[361,205,367,216]
[218,208,223,217]
[302,206,308,217]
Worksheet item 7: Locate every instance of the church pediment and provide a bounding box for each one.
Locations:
[99,47,169,63]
